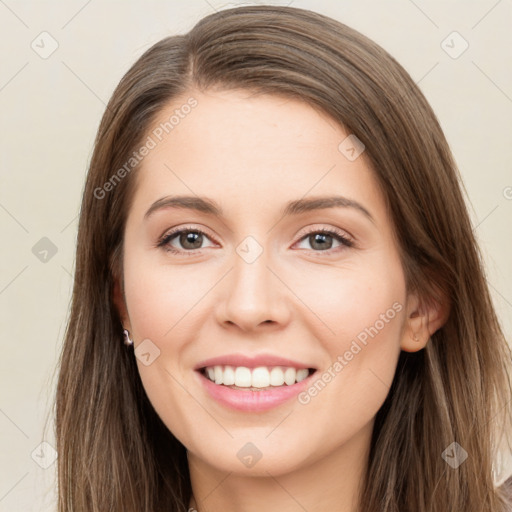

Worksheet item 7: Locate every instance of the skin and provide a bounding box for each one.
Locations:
[114,88,446,512]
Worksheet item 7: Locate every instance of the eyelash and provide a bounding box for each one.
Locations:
[156,225,354,257]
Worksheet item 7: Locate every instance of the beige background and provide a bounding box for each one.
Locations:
[0,0,511,509]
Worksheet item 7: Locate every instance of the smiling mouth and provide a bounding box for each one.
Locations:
[198,366,317,391]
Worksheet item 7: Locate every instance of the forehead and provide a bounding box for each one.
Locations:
[129,88,388,227]
[148,88,346,159]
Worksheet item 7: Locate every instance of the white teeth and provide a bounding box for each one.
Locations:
[223,365,235,385]
[214,366,223,385]
[269,367,285,386]
[203,365,312,388]
[234,367,252,387]
[296,368,309,382]
[284,367,296,385]
[251,367,270,388]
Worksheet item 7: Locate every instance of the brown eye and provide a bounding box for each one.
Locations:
[176,231,204,250]
[294,228,353,253]
[308,232,334,250]
[157,227,216,255]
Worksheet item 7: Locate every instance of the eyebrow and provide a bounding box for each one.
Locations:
[144,195,375,223]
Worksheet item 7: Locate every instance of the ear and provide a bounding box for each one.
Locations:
[400,290,450,352]
[113,277,131,332]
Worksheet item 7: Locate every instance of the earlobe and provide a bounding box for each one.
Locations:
[400,292,450,353]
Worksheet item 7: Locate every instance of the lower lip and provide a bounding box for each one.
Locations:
[196,369,316,412]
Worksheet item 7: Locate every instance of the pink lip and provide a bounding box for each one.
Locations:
[193,353,316,371]
[195,368,317,412]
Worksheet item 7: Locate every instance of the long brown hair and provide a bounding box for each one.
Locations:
[53,5,512,511]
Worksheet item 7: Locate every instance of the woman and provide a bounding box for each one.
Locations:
[54,5,512,511]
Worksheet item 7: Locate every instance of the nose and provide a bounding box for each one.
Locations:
[216,245,290,332]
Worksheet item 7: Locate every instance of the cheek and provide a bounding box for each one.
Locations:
[293,260,405,407]
[290,257,406,348]
[293,264,406,433]
[123,253,216,342]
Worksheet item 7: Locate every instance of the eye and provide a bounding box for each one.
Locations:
[157,225,354,256]
[293,226,354,254]
[157,226,216,256]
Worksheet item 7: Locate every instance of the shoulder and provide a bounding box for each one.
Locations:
[499,475,512,506]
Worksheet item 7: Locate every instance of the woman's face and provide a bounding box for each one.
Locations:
[117,88,421,476]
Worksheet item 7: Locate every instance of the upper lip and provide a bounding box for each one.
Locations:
[194,353,317,371]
